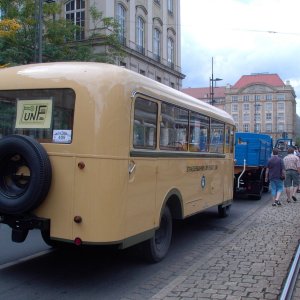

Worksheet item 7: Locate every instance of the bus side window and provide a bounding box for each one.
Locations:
[189,112,209,152]
[160,103,188,151]
[133,98,157,149]
[209,119,225,153]
[225,125,234,153]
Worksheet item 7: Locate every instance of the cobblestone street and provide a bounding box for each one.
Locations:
[151,194,300,300]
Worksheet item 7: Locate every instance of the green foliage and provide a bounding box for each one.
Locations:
[0,1,124,65]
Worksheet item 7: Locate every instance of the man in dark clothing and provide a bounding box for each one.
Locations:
[265,148,285,206]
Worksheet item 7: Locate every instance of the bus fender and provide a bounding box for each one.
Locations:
[0,135,52,214]
[160,188,184,221]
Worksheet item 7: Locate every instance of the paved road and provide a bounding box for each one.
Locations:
[0,224,50,266]
[1,192,299,299]
[151,194,300,300]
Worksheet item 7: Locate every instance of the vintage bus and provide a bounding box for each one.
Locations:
[0,63,235,262]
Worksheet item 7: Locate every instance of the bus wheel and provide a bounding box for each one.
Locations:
[142,206,172,263]
[0,135,52,214]
[218,204,231,218]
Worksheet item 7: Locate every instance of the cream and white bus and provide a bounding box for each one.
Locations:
[0,62,235,262]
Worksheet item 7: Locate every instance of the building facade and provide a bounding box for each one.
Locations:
[58,0,185,90]
[182,73,297,140]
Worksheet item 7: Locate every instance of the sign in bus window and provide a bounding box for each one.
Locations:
[160,103,188,151]
[133,98,157,149]
[15,99,53,129]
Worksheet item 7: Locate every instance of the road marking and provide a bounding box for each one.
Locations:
[0,249,54,270]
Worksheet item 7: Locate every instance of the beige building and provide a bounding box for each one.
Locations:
[182,73,297,140]
[58,0,185,89]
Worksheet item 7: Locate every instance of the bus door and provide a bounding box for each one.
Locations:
[125,98,158,239]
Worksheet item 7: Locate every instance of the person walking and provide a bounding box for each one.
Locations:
[265,148,285,206]
[283,147,300,203]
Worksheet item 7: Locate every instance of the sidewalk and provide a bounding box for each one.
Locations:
[152,193,300,300]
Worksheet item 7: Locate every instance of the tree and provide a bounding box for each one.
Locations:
[0,0,124,65]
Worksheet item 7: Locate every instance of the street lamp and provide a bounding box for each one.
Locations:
[209,57,223,105]
[254,96,261,133]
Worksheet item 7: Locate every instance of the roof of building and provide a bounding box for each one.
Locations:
[233,73,285,89]
[181,86,226,99]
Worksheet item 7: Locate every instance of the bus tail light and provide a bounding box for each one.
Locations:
[74,237,82,246]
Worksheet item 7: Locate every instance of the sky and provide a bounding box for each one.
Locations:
[180,0,300,114]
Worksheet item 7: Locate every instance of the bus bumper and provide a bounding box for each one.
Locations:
[0,214,50,243]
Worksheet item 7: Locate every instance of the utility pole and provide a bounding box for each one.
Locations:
[209,57,222,106]
[38,0,43,62]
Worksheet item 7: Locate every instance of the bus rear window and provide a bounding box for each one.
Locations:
[0,89,75,143]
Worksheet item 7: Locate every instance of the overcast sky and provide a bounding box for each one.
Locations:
[180,0,300,114]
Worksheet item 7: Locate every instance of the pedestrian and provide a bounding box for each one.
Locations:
[265,148,285,206]
[294,146,300,193]
[283,147,300,202]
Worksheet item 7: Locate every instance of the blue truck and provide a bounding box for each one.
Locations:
[234,132,273,199]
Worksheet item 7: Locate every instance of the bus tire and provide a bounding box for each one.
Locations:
[218,204,231,218]
[0,135,52,214]
[142,205,172,263]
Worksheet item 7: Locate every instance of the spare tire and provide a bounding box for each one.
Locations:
[0,135,52,214]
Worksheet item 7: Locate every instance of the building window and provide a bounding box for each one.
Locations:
[243,124,249,132]
[255,104,261,112]
[156,76,161,82]
[266,113,272,121]
[136,16,145,54]
[232,114,238,122]
[277,113,284,122]
[278,124,284,132]
[117,3,126,45]
[139,69,145,76]
[265,102,272,111]
[243,113,250,121]
[254,95,260,101]
[232,96,238,102]
[243,95,249,102]
[232,103,238,112]
[254,113,261,122]
[277,94,285,101]
[243,103,250,111]
[167,37,174,69]
[65,0,85,40]
[167,0,174,14]
[154,0,161,5]
[254,123,261,133]
[266,94,272,101]
[277,102,285,110]
[153,28,161,61]
[266,123,272,132]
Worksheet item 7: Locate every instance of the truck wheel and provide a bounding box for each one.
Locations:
[218,204,231,218]
[142,206,172,263]
[0,135,52,214]
[254,183,263,200]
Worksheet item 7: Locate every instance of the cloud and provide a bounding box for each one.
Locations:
[181,0,300,112]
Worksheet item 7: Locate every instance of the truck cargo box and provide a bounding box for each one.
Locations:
[235,133,273,167]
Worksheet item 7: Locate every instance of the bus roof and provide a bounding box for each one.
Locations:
[0,62,235,125]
